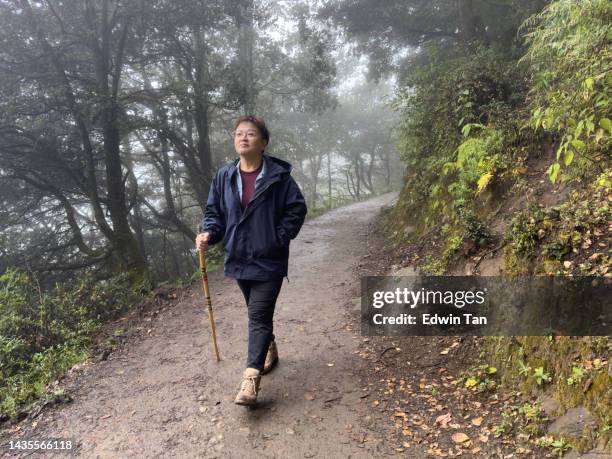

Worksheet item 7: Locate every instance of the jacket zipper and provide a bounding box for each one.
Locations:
[230,172,243,218]
[237,177,281,225]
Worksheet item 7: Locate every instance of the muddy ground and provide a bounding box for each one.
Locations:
[1,192,553,458]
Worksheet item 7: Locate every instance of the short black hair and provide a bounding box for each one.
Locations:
[233,115,270,144]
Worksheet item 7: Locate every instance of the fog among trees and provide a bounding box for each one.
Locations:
[0,0,402,285]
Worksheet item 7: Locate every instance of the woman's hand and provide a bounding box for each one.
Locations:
[195,232,210,252]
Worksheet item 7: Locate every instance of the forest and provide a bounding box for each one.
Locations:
[1,0,610,455]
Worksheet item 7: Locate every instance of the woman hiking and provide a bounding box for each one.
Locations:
[195,115,307,406]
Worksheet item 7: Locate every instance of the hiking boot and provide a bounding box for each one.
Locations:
[234,368,261,406]
[262,340,278,375]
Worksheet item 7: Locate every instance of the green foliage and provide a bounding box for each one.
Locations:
[461,364,498,393]
[322,0,546,81]
[0,268,147,419]
[385,1,612,449]
[566,366,586,386]
[445,125,503,202]
[419,256,447,276]
[510,171,612,274]
[492,409,515,437]
[509,205,544,257]
[518,360,532,377]
[542,239,571,262]
[537,436,571,457]
[390,44,524,267]
[533,366,551,385]
[393,44,521,180]
[518,402,544,423]
[520,0,612,182]
[417,230,465,275]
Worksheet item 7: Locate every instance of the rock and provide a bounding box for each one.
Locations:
[479,256,504,276]
[96,349,111,362]
[548,406,597,438]
[540,396,561,417]
[392,266,417,276]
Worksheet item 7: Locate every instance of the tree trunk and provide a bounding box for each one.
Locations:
[327,152,332,209]
[235,0,256,114]
[458,0,487,45]
[21,0,149,279]
[93,1,148,276]
[192,24,213,195]
[123,139,147,263]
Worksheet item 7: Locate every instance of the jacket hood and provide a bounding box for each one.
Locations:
[231,154,292,180]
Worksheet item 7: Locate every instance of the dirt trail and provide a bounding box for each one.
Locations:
[2,192,398,458]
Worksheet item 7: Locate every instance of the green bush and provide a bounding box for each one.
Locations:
[0,268,148,419]
[390,44,527,240]
[520,0,612,182]
[445,126,503,199]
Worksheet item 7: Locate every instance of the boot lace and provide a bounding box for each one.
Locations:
[240,375,259,395]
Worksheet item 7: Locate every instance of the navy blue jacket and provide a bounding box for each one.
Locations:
[200,154,307,281]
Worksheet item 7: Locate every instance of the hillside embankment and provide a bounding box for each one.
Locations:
[378,145,611,456]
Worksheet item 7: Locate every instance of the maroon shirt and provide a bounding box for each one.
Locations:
[239,162,263,209]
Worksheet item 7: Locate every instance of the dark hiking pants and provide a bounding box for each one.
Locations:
[236,278,284,372]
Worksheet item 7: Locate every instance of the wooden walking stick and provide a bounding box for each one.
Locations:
[199,248,221,362]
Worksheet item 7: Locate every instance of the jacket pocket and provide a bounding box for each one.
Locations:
[251,232,283,260]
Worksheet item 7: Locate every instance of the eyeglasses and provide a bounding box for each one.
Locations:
[234,130,260,138]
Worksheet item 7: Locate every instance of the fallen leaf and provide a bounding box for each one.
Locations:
[440,349,450,355]
[435,413,452,428]
[471,417,483,426]
[451,432,470,444]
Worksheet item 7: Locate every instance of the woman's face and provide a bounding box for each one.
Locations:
[234,122,267,157]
